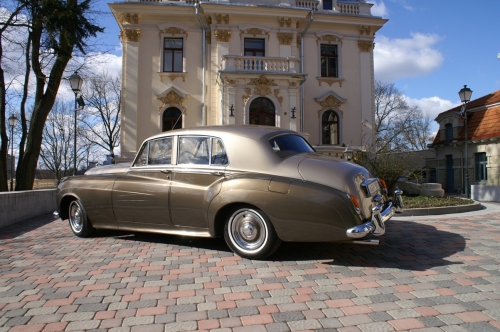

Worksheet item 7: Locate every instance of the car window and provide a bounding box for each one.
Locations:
[148,137,172,165]
[134,143,148,167]
[269,134,315,158]
[211,138,228,165]
[178,136,210,165]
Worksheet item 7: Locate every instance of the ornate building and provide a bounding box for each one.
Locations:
[109,0,387,160]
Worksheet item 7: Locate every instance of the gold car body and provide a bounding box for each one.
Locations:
[55,125,403,257]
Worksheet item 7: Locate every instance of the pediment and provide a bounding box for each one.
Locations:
[156,87,190,112]
[314,91,347,109]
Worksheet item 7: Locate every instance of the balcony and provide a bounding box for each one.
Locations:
[221,55,299,74]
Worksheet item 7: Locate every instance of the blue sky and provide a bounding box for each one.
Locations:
[96,0,500,122]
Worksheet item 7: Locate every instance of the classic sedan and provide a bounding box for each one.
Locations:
[54,125,403,259]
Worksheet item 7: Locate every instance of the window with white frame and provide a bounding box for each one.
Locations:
[320,44,338,78]
[163,38,183,72]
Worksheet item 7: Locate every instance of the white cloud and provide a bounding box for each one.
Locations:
[405,95,457,121]
[367,0,389,17]
[374,33,444,82]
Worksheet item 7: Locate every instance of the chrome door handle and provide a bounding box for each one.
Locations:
[211,171,224,176]
[160,170,172,174]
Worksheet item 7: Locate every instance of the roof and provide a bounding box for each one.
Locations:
[432,89,500,145]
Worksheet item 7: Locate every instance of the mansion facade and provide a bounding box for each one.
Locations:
[109,0,386,160]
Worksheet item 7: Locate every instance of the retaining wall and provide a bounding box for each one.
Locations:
[471,185,500,202]
[0,189,56,229]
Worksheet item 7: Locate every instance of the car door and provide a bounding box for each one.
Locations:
[170,136,227,228]
[112,136,173,226]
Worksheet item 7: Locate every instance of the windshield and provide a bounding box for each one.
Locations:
[269,134,315,158]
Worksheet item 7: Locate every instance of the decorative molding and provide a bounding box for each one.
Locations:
[215,29,232,42]
[317,77,344,87]
[296,21,300,29]
[242,28,268,37]
[317,34,342,45]
[274,89,283,106]
[359,25,372,36]
[242,88,251,105]
[206,16,212,25]
[123,29,140,42]
[120,13,138,25]
[358,40,374,52]
[163,27,185,35]
[277,33,293,45]
[156,88,189,113]
[314,91,347,112]
[296,36,301,46]
[249,76,277,96]
[216,14,229,25]
[279,17,292,28]
[158,72,187,82]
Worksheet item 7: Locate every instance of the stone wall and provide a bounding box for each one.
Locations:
[0,189,56,229]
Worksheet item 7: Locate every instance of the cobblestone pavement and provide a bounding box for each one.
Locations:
[1,209,500,332]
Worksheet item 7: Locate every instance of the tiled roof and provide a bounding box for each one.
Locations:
[432,89,500,145]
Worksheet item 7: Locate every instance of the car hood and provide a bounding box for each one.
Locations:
[297,153,369,194]
[85,163,132,175]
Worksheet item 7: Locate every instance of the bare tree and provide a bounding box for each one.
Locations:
[0,0,103,192]
[80,71,121,164]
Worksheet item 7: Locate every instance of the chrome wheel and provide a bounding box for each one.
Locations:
[67,199,93,237]
[229,209,267,253]
[224,207,281,259]
[69,201,83,233]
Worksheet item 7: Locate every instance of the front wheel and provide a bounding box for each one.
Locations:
[224,207,281,259]
[68,200,94,237]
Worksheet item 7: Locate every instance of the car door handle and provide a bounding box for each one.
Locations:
[160,170,172,174]
[211,171,225,176]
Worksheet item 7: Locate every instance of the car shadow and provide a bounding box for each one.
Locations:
[270,219,467,271]
[0,213,56,240]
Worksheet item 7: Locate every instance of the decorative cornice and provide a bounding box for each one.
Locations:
[123,29,140,42]
[120,13,138,25]
[358,40,374,52]
[249,76,277,96]
[216,14,230,25]
[277,33,293,46]
[317,34,342,45]
[279,17,292,28]
[359,25,373,36]
[215,29,232,42]
[241,28,268,38]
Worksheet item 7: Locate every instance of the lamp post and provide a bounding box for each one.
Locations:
[459,85,473,198]
[8,114,18,191]
[69,71,83,176]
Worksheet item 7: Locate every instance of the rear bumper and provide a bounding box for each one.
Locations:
[346,189,403,239]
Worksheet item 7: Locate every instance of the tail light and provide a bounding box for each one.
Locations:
[348,194,360,210]
[379,178,388,194]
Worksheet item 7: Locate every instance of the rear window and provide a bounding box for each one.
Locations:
[269,134,315,158]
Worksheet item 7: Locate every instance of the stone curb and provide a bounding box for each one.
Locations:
[398,200,482,216]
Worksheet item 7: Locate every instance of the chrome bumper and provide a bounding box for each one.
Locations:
[346,189,403,239]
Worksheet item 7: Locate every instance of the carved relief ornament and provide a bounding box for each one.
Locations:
[274,89,283,106]
[216,14,230,24]
[279,17,292,28]
[123,29,140,42]
[157,90,186,113]
[215,30,232,42]
[359,25,372,36]
[242,28,268,37]
[277,33,293,45]
[249,76,277,96]
[242,88,252,105]
[163,27,186,36]
[317,35,342,45]
[120,13,138,24]
[358,40,374,52]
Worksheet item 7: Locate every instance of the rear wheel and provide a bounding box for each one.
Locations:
[68,200,94,237]
[224,206,281,259]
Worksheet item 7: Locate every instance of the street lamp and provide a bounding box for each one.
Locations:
[69,71,84,176]
[459,85,473,198]
[8,114,18,191]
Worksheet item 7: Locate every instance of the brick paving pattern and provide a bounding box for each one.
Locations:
[0,212,499,331]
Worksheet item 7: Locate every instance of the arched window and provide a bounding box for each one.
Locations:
[162,107,182,132]
[249,97,275,126]
[322,110,339,145]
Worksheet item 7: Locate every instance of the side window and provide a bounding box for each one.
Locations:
[148,137,173,165]
[178,137,210,165]
[134,143,148,167]
[211,138,228,165]
[475,152,487,181]
[163,38,183,72]
[320,44,338,78]
[445,123,453,142]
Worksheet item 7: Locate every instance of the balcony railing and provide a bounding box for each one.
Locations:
[295,0,320,11]
[221,55,299,73]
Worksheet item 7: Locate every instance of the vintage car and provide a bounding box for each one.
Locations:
[54,125,403,259]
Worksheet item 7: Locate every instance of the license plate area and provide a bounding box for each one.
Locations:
[362,178,381,197]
